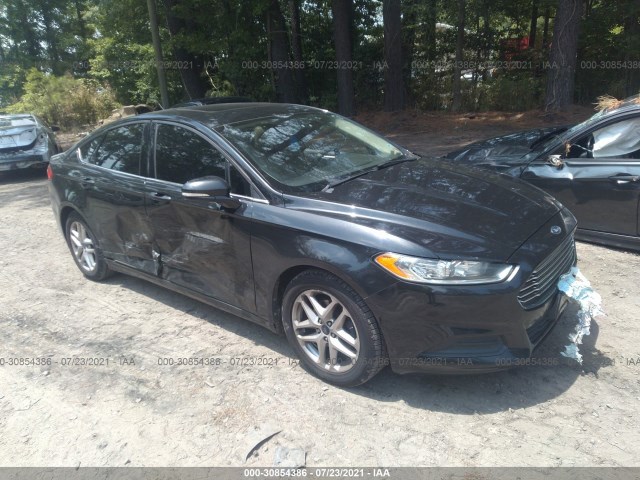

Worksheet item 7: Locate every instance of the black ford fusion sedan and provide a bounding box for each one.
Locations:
[48,103,577,386]
[446,95,640,252]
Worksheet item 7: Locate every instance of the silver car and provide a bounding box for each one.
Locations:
[0,114,60,172]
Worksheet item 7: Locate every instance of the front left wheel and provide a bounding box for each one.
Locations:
[64,212,112,281]
[282,270,387,387]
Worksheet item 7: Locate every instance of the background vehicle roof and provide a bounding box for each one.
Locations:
[0,113,36,120]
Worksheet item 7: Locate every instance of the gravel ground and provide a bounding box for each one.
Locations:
[1,117,639,467]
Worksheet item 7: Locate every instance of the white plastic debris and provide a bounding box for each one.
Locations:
[557,267,604,363]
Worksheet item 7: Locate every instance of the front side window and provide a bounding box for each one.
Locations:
[90,124,144,174]
[591,117,640,158]
[559,116,640,160]
[155,124,227,184]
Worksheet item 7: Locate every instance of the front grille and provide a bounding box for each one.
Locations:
[518,234,576,310]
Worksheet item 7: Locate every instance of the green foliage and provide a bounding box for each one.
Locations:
[2,0,640,114]
[474,74,543,111]
[6,69,119,129]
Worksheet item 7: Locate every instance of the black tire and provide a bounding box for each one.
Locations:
[64,212,112,281]
[282,270,387,387]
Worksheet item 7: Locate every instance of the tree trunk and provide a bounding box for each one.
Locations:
[41,6,62,75]
[163,0,208,99]
[74,0,88,41]
[451,0,466,112]
[544,0,583,111]
[288,0,308,103]
[542,6,552,49]
[147,0,170,108]
[401,0,417,107]
[624,0,640,96]
[482,0,491,80]
[529,0,540,48]
[383,0,404,111]
[331,0,355,116]
[425,0,437,63]
[266,0,298,103]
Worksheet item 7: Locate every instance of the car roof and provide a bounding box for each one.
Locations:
[137,102,324,129]
[0,113,36,121]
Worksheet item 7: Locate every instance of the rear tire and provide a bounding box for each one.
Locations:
[64,212,112,281]
[282,270,387,387]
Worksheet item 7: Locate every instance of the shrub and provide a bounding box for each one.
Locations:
[6,69,120,129]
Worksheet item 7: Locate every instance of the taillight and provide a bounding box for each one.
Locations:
[46,164,54,180]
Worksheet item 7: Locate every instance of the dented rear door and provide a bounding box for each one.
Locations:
[77,121,157,274]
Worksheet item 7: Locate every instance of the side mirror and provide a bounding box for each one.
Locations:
[182,176,241,210]
[50,125,61,132]
[545,155,564,167]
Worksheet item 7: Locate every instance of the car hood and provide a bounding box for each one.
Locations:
[0,124,39,151]
[287,159,562,262]
[445,126,569,168]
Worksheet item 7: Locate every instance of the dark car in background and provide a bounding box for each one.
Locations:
[0,114,60,173]
[48,103,577,386]
[171,96,252,108]
[447,95,640,252]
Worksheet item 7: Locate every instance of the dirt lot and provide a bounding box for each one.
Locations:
[1,110,639,467]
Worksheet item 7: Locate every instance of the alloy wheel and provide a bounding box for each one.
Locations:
[69,221,97,273]
[291,289,361,373]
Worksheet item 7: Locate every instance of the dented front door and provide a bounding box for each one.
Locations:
[143,177,256,311]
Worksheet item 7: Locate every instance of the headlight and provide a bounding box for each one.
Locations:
[374,252,518,285]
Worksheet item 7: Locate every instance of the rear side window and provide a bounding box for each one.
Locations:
[77,135,104,163]
[90,124,145,174]
[154,124,227,184]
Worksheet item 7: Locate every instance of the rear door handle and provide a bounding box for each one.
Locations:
[80,177,95,189]
[609,175,640,184]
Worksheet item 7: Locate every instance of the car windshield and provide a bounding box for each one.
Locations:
[217,111,406,193]
[0,115,36,130]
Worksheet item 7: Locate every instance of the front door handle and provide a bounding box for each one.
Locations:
[147,192,172,203]
[609,175,640,184]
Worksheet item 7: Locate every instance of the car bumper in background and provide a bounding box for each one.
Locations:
[0,151,50,171]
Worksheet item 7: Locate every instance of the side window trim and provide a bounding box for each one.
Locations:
[151,120,267,201]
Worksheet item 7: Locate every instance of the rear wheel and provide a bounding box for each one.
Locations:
[64,212,111,281]
[282,270,387,387]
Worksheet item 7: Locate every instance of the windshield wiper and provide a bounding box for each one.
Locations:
[321,154,418,192]
[377,154,419,169]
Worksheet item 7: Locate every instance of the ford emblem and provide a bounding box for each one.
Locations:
[550,225,562,235]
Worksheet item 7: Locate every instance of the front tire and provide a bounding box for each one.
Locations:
[65,212,111,281]
[282,270,387,387]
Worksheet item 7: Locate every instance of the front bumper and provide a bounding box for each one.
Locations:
[366,210,577,375]
[368,285,568,374]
